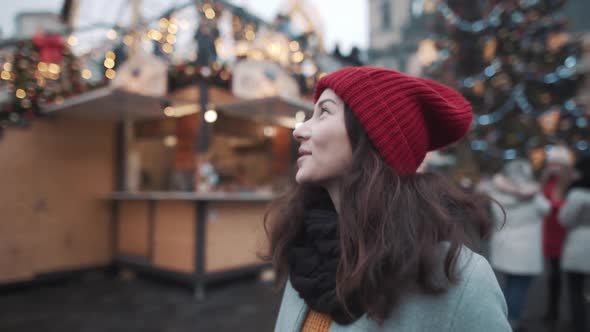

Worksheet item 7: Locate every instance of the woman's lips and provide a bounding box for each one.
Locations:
[297,154,310,166]
[298,148,311,156]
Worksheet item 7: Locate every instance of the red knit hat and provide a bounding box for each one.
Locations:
[313,66,473,174]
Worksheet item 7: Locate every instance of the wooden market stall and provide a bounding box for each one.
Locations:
[109,93,313,296]
[0,79,312,297]
[0,0,344,294]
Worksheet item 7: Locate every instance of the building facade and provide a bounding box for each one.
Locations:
[368,0,438,75]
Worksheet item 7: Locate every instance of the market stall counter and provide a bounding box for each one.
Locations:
[109,191,275,298]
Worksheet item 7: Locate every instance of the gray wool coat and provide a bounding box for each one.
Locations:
[274,247,511,332]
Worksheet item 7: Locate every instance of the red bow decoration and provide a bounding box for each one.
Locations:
[32,32,65,64]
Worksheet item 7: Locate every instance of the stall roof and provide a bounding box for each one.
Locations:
[215,95,314,128]
[39,84,314,124]
[41,87,166,121]
[40,84,236,122]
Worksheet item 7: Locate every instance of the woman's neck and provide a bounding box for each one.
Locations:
[324,180,342,214]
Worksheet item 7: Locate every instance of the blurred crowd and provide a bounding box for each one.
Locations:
[477,147,590,332]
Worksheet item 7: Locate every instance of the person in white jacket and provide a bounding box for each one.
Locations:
[559,156,590,332]
[488,159,550,329]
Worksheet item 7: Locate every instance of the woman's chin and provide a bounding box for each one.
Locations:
[295,169,312,184]
[295,172,306,184]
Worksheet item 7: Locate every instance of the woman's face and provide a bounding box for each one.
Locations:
[292,89,353,185]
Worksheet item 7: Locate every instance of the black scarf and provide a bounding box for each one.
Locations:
[287,193,364,325]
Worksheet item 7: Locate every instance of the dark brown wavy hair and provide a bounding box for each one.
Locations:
[262,105,495,324]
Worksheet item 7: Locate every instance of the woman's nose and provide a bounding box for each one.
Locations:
[292,120,310,142]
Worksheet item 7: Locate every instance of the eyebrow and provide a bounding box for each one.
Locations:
[318,99,337,108]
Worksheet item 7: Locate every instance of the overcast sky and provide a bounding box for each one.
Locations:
[1,0,368,52]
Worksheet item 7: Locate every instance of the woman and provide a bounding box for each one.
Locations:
[559,156,590,332]
[487,160,550,329]
[540,146,574,322]
[264,67,510,331]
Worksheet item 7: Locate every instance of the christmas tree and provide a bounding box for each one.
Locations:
[426,0,588,174]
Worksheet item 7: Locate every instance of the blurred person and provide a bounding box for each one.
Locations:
[264,67,511,331]
[488,159,550,331]
[541,146,574,322]
[559,155,590,332]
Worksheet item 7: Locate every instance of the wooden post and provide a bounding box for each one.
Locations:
[129,0,141,58]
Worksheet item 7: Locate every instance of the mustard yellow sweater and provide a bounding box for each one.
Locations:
[300,310,332,332]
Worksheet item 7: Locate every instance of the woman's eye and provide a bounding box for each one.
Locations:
[320,107,329,115]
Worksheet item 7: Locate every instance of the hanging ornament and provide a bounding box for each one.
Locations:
[547,31,569,52]
[538,108,561,135]
[483,38,497,61]
[473,80,485,96]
